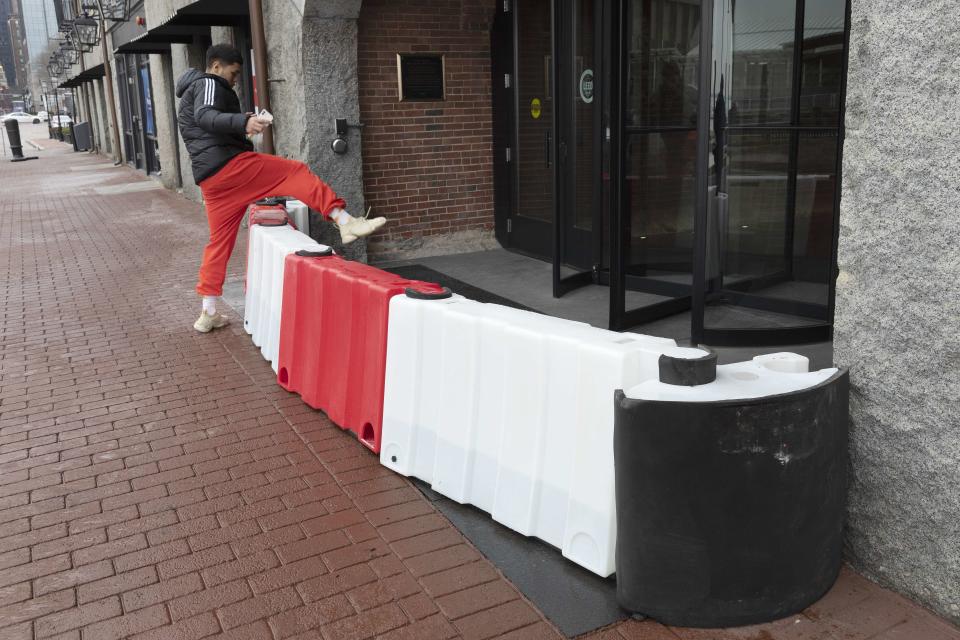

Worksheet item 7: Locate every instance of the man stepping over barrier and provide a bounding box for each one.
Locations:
[176,44,386,333]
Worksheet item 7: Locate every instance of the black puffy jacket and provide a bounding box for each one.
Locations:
[175,69,254,184]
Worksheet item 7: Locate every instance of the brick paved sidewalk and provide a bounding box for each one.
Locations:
[1,143,958,640]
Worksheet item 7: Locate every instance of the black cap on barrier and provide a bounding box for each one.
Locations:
[295,248,334,258]
[658,349,718,386]
[404,287,453,300]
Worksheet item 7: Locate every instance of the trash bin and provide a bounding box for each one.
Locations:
[614,352,849,627]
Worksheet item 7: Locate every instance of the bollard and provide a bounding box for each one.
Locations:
[4,120,38,163]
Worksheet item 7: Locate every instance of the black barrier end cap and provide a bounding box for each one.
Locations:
[295,248,334,258]
[659,349,718,386]
[405,287,453,300]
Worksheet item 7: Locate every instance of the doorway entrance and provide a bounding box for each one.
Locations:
[496,0,605,293]
[116,53,161,175]
[492,0,849,345]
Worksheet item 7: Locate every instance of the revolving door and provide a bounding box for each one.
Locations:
[608,0,850,345]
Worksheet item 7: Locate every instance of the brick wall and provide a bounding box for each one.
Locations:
[357,0,497,257]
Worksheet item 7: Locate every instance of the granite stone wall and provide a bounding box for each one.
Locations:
[356,0,497,260]
[835,0,960,624]
[168,42,205,203]
[149,52,180,191]
[264,0,368,261]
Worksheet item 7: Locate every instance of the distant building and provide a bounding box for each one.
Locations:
[0,0,17,90]
[3,0,28,91]
[19,0,57,100]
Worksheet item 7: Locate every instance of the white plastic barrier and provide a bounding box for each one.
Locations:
[379,293,686,577]
[623,352,838,402]
[244,223,328,371]
[285,200,310,233]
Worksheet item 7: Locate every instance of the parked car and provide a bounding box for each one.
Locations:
[37,111,49,122]
[1,111,41,124]
[50,115,73,127]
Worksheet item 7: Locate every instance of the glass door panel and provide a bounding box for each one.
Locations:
[512,0,555,258]
[610,0,703,329]
[571,0,597,236]
[799,0,846,127]
[693,0,849,345]
[138,56,160,176]
[555,0,602,290]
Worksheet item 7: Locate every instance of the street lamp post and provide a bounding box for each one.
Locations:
[74,1,122,164]
[40,80,53,139]
[46,59,65,142]
[52,90,64,141]
[70,29,99,154]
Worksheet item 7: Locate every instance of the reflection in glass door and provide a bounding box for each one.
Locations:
[610,0,705,328]
[694,0,849,345]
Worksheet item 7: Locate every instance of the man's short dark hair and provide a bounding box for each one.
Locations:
[206,44,243,69]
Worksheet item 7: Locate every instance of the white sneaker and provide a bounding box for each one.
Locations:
[338,214,386,245]
[193,311,230,333]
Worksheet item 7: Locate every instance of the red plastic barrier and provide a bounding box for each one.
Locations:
[247,203,289,227]
[276,253,446,452]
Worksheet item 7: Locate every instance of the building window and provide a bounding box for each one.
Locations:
[396,54,445,101]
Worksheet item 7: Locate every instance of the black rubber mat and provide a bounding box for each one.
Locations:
[413,481,626,638]
[382,264,538,313]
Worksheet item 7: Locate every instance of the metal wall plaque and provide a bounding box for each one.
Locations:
[397,54,445,101]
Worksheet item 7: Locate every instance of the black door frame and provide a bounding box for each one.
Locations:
[116,54,140,169]
[553,0,604,297]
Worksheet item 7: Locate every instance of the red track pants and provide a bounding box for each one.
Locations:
[196,151,346,296]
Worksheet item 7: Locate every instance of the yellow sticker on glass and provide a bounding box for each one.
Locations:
[530,98,542,119]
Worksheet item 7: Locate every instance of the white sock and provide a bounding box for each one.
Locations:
[202,296,218,315]
[329,208,352,225]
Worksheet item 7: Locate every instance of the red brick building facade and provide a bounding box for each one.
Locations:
[357,0,498,257]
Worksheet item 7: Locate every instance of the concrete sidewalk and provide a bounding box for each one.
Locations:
[0,142,957,640]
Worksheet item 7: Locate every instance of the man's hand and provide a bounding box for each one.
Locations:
[245,117,267,136]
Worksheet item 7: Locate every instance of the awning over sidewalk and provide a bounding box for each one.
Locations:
[115,24,210,54]
[115,0,250,54]
[58,63,105,89]
[167,0,249,25]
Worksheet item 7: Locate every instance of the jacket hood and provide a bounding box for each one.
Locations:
[175,69,205,98]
